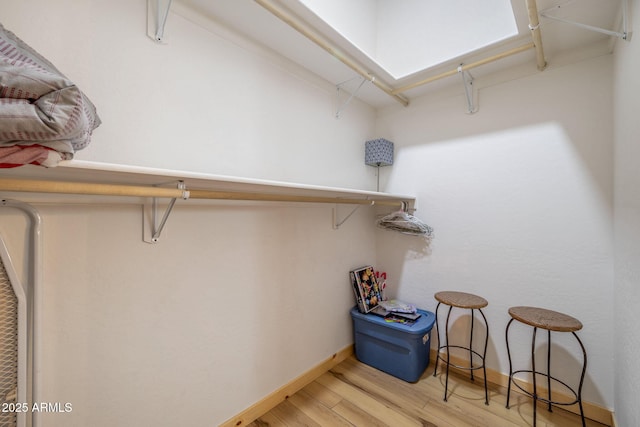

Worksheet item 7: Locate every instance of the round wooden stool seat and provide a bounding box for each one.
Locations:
[434,291,488,309]
[508,306,583,332]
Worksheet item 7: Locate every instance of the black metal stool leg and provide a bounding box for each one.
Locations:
[433,302,442,377]
[532,327,538,427]
[505,318,515,409]
[479,308,489,405]
[573,331,588,427]
[469,309,475,382]
[444,305,453,401]
[547,329,552,412]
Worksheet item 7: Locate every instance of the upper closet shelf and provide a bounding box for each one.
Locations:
[0,160,415,207]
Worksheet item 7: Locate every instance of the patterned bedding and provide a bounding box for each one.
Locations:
[0,22,100,167]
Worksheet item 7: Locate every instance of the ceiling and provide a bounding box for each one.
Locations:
[174,0,625,108]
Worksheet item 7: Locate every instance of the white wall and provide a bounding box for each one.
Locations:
[1,1,381,426]
[375,55,615,410]
[613,0,640,424]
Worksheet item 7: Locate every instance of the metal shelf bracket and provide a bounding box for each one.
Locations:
[458,65,478,114]
[540,0,631,41]
[143,180,188,243]
[336,76,372,119]
[333,201,376,229]
[147,0,173,43]
[333,205,360,229]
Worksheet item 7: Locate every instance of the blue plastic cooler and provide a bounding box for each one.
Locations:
[350,307,435,382]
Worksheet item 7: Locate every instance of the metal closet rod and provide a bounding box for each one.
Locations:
[188,189,401,206]
[392,43,536,94]
[0,178,187,199]
[0,178,406,207]
[254,0,410,107]
[526,0,547,71]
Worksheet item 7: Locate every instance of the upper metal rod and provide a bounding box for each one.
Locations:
[526,0,547,71]
[254,0,409,107]
[392,43,535,94]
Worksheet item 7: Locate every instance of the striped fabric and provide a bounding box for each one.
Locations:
[0,22,100,167]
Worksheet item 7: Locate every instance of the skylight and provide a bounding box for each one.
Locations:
[298,0,519,79]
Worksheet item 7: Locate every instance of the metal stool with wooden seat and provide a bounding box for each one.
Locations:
[505,306,587,427]
[433,291,489,404]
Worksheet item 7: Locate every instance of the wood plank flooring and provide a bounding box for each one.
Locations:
[247,355,609,427]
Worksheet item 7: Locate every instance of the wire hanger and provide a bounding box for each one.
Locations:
[377,202,434,241]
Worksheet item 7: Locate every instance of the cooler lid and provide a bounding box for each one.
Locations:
[350,307,435,334]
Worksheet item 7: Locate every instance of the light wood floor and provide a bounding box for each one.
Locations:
[247,355,608,427]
